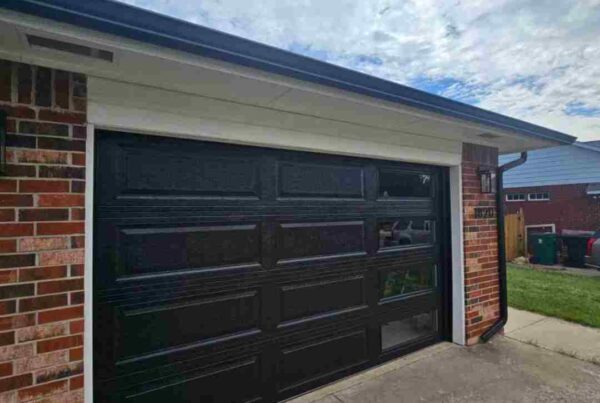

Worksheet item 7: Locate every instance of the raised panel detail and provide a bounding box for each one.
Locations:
[124,358,260,402]
[277,221,365,261]
[278,162,364,198]
[280,276,365,323]
[120,224,260,277]
[116,291,260,360]
[121,147,259,198]
[279,330,368,390]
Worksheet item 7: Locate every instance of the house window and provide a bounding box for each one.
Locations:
[528,192,550,201]
[506,193,525,202]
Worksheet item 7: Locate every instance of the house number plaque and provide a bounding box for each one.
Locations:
[474,207,496,219]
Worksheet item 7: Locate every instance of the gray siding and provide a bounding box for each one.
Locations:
[501,143,600,188]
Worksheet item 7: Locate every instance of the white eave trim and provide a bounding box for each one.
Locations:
[87,77,462,166]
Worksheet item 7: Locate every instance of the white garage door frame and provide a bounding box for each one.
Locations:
[84,94,466,403]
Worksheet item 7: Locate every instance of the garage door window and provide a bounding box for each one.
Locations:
[379,170,432,198]
[381,311,437,351]
[378,218,435,249]
[381,264,435,299]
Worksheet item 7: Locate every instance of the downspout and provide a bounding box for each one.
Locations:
[480,151,527,342]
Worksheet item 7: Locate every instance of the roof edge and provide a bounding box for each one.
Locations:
[574,142,600,152]
[4,0,577,146]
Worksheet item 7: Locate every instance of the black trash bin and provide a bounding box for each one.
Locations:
[561,233,593,268]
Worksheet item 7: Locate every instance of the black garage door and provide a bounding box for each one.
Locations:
[94,131,451,402]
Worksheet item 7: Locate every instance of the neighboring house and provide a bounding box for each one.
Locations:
[0,1,575,402]
[502,142,600,235]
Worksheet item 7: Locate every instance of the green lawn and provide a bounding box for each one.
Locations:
[507,264,600,328]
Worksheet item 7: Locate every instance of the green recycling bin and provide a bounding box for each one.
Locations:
[529,233,557,265]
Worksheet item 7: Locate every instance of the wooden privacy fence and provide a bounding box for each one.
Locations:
[505,208,525,261]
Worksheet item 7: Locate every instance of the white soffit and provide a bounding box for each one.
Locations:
[0,8,554,153]
[88,77,462,166]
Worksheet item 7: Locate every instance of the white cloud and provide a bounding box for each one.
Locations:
[119,0,600,141]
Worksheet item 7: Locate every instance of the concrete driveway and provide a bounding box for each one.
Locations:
[289,337,600,403]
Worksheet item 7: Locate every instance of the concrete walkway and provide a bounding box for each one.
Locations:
[505,307,600,364]
[561,267,600,277]
[289,337,600,403]
[529,265,600,277]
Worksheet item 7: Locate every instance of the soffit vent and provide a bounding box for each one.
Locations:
[27,34,113,62]
[478,132,501,140]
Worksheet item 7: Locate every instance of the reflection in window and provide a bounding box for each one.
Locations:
[379,170,432,198]
[382,265,434,299]
[378,219,434,249]
[381,312,436,350]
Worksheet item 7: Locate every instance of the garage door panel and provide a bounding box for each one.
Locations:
[100,324,264,383]
[119,146,261,198]
[120,358,262,403]
[118,223,262,278]
[276,220,365,261]
[94,131,448,402]
[114,290,261,362]
[278,328,369,391]
[94,220,263,288]
[277,161,365,199]
[96,132,264,205]
[278,274,366,324]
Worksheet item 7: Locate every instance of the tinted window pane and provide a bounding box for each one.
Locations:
[378,218,434,249]
[379,170,432,198]
[381,312,436,350]
[382,264,434,299]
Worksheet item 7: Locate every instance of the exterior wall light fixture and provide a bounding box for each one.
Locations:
[479,167,497,194]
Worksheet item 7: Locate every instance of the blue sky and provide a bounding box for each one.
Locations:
[118,0,600,141]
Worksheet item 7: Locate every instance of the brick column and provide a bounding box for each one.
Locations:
[0,59,86,402]
[462,143,501,345]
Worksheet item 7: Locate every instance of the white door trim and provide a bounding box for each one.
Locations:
[83,127,467,401]
[450,165,466,345]
[84,124,95,403]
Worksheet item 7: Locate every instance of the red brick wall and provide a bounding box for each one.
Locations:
[0,59,85,402]
[462,143,500,345]
[505,184,600,234]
